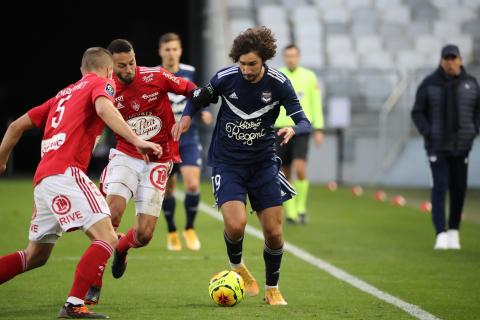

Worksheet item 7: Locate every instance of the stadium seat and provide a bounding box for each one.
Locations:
[323,7,351,24]
[355,35,382,56]
[362,51,394,70]
[462,0,480,8]
[229,18,255,40]
[374,0,402,9]
[329,52,358,69]
[381,5,411,24]
[396,51,426,71]
[344,0,372,9]
[351,21,377,36]
[313,0,345,10]
[257,5,287,23]
[431,0,460,9]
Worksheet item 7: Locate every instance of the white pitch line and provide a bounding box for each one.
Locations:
[177,192,441,320]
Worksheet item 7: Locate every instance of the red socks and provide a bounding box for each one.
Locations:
[68,240,113,300]
[117,229,143,253]
[0,251,27,284]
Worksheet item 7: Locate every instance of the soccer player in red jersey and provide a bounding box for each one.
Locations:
[0,47,162,318]
[85,39,197,304]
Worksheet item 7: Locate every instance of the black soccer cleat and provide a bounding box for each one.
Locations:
[58,303,109,319]
[111,249,128,279]
[85,286,101,305]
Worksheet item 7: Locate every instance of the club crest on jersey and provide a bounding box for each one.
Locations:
[131,100,141,111]
[261,91,272,103]
[105,83,115,97]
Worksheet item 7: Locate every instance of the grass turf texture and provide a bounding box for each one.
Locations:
[0,179,479,319]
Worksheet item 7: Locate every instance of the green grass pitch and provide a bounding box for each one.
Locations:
[0,179,479,319]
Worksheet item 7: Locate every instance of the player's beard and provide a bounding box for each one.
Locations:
[118,72,135,84]
[243,72,259,82]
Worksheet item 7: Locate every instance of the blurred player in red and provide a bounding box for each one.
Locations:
[85,39,197,304]
[0,47,162,319]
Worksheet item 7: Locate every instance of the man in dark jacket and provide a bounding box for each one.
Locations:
[412,44,480,250]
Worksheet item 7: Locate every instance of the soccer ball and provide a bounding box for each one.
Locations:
[208,270,245,306]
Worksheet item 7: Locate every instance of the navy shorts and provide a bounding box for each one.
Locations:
[172,143,202,175]
[211,157,296,212]
[180,143,202,167]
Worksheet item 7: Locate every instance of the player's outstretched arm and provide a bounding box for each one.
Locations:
[0,114,36,174]
[95,96,162,161]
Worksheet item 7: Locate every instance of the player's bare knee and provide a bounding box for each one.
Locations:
[264,229,283,244]
[226,222,246,239]
[184,181,199,194]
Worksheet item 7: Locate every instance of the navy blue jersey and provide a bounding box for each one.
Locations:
[167,63,200,146]
[207,65,310,166]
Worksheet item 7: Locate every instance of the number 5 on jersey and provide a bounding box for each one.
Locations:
[52,95,71,128]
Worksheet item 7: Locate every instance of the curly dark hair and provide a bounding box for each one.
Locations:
[229,26,277,62]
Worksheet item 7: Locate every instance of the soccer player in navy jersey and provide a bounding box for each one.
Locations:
[158,33,212,251]
[173,27,311,305]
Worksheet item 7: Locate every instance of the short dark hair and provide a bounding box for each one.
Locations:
[229,26,277,62]
[81,47,112,72]
[159,32,182,47]
[284,44,300,52]
[107,39,134,54]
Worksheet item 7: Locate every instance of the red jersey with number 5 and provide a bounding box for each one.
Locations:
[112,66,196,163]
[27,73,116,186]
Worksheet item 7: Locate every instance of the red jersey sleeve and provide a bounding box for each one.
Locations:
[27,98,54,128]
[91,78,116,104]
[157,68,196,96]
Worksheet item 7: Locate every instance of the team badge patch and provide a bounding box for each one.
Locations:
[261,91,272,103]
[105,83,115,97]
[131,100,141,111]
[52,195,71,215]
[149,164,171,191]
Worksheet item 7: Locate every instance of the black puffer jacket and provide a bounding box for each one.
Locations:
[411,66,480,155]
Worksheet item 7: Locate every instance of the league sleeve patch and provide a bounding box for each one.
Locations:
[105,83,115,97]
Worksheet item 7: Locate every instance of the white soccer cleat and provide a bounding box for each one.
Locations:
[447,229,461,250]
[434,232,448,250]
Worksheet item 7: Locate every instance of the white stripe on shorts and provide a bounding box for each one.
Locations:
[72,168,101,213]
